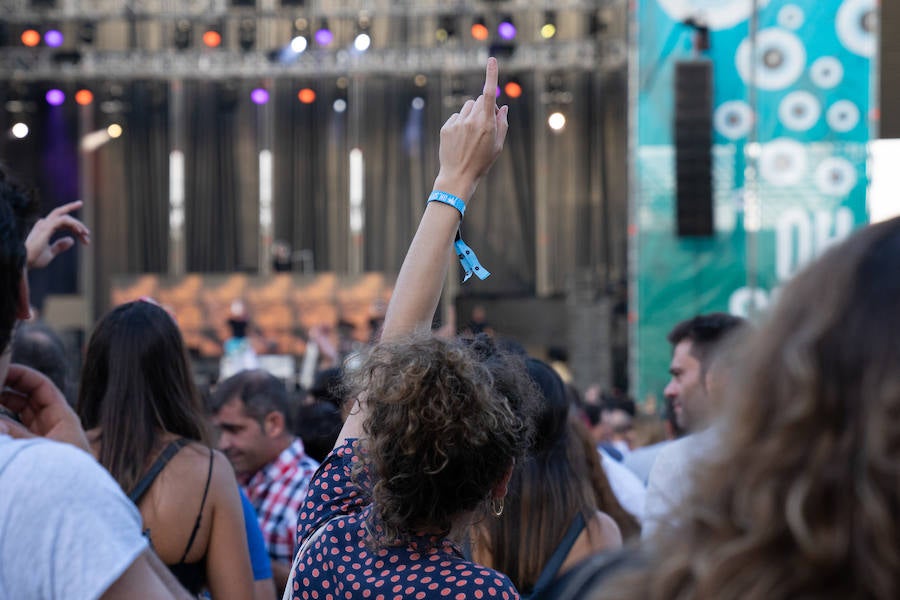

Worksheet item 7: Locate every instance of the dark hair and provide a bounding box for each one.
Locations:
[348,334,537,546]
[593,219,900,599]
[12,322,71,405]
[666,313,746,376]
[78,301,209,494]
[210,369,291,428]
[293,400,343,463]
[309,367,345,409]
[476,359,629,593]
[0,169,39,352]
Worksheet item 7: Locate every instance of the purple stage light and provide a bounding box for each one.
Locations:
[46,89,65,106]
[315,28,333,46]
[44,29,64,47]
[250,88,269,105]
[498,21,517,40]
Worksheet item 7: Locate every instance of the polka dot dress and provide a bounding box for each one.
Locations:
[292,439,519,600]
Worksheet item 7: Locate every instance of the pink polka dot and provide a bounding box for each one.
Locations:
[405,587,415,595]
[416,593,426,600]
[428,583,439,590]
[440,589,451,597]
[474,578,484,585]
[475,591,483,599]
[456,594,466,600]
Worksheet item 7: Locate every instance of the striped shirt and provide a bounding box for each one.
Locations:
[243,438,319,563]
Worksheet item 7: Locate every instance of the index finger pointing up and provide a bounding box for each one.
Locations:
[483,57,499,117]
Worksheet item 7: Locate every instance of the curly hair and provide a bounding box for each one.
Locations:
[593,217,900,600]
[347,333,537,547]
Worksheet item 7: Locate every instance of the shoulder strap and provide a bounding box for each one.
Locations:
[528,512,587,600]
[128,438,190,504]
[178,446,215,563]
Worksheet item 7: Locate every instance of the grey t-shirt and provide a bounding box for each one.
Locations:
[0,435,149,599]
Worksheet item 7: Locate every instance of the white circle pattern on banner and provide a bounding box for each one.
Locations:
[810,56,844,89]
[777,5,805,30]
[826,100,861,133]
[714,100,754,140]
[779,91,821,132]
[759,138,808,186]
[736,29,807,91]
[836,0,876,57]
[656,0,770,31]
[814,157,858,197]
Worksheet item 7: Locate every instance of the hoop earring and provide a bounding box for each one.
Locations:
[491,498,504,518]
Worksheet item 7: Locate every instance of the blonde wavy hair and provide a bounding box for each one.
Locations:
[594,217,900,599]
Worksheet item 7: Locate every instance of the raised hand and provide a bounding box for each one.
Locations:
[26,200,91,270]
[434,58,510,201]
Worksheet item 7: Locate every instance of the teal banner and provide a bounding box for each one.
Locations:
[632,0,874,402]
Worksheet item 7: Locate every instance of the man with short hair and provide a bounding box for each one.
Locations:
[211,369,319,592]
[12,321,73,406]
[0,173,189,599]
[642,313,746,540]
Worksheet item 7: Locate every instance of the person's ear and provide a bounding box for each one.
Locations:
[491,463,515,500]
[15,274,30,320]
[263,411,286,437]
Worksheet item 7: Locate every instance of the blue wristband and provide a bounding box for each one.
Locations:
[426,191,490,283]
[427,190,466,219]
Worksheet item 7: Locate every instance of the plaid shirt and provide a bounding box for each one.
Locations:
[242,438,319,563]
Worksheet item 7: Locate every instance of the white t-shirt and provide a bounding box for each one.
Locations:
[0,435,149,600]
[599,447,647,523]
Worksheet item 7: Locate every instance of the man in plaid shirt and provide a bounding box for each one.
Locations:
[212,369,320,593]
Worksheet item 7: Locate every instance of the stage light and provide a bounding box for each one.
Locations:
[548,112,566,131]
[436,16,456,43]
[44,29,64,47]
[354,32,371,52]
[75,89,94,105]
[202,29,221,48]
[107,124,123,138]
[504,81,522,98]
[290,35,308,53]
[540,12,558,39]
[174,19,192,50]
[21,29,40,47]
[315,21,333,47]
[471,18,489,41]
[46,89,65,106]
[298,88,316,104]
[333,98,347,113]
[238,18,256,51]
[411,97,425,110]
[498,17,516,41]
[11,123,29,139]
[250,88,269,105]
[414,74,427,87]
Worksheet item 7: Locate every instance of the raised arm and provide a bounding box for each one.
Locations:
[335,58,509,446]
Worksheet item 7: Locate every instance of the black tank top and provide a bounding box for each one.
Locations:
[128,438,215,595]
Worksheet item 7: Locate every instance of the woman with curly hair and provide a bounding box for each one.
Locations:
[287,58,537,600]
[580,217,900,600]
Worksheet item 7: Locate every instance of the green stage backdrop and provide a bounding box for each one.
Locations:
[632,0,874,402]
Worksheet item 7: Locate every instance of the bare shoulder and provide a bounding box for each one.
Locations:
[173,443,239,502]
[591,510,623,551]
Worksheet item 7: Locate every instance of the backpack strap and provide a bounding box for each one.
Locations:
[128,438,190,505]
[527,512,587,600]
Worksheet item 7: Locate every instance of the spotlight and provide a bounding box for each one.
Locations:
[250,88,269,105]
[436,15,456,43]
[333,98,347,113]
[44,29,64,48]
[238,18,256,51]
[107,124,123,138]
[45,89,65,106]
[75,89,94,105]
[11,123,29,139]
[202,29,222,48]
[291,35,308,53]
[497,17,516,41]
[471,17,489,41]
[540,12,557,39]
[174,20,192,50]
[504,81,522,99]
[21,29,40,47]
[411,97,425,110]
[414,74,427,87]
[297,88,316,104]
[548,111,566,131]
[354,31,371,52]
[315,20,333,47]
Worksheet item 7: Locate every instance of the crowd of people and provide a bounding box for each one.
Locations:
[1,57,899,599]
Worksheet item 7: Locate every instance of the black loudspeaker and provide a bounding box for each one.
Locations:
[674,60,714,237]
[882,1,900,137]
